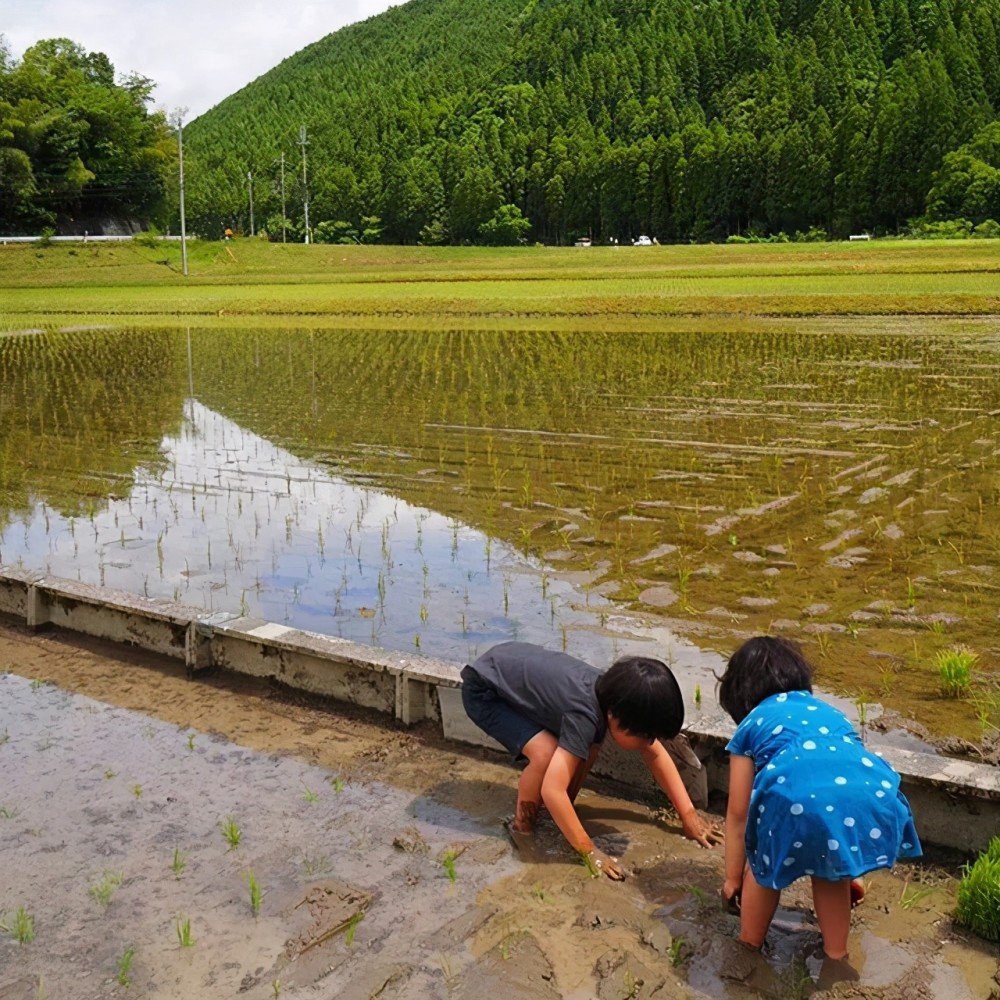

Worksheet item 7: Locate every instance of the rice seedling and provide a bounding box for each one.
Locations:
[530,884,550,902]
[693,684,702,708]
[578,849,601,879]
[955,837,1000,941]
[89,869,124,908]
[221,816,242,850]
[104,769,115,779]
[937,646,977,698]
[246,870,263,916]
[131,784,143,799]
[176,915,194,948]
[344,911,364,946]
[30,678,47,691]
[0,805,19,819]
[1,906,34,944]
[272,981,282,999]
[0,729,8,745]
[171,848,187,879]
[898,882,935,911]
[186,733,196,751]
[301,781,319,804]
[668,935,686,966]
[330,774,345,793]
[441,850,458,883]
[115,947,135,987]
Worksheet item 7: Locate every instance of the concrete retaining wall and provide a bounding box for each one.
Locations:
[2,567,997,854]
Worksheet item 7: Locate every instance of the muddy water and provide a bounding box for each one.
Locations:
[2,631,997,999]
[1,320,998,740]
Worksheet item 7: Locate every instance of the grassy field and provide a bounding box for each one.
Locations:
[1,239,998,328]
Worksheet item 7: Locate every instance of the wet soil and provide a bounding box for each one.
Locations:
[1,622,997,999]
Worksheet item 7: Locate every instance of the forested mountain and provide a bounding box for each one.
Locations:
[183,0,1000,242]
[0,38,172,234]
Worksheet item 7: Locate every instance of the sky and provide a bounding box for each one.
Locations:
[3,0,400,119]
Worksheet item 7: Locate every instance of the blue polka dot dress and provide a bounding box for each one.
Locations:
[726,691,922,889]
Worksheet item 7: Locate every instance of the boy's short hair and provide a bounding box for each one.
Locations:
[594,656,684,740]
[717,635,813,723]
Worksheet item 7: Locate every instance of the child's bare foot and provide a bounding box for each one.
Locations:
[850,878,866,909]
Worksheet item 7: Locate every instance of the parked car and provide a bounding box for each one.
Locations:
[633,235,653,246]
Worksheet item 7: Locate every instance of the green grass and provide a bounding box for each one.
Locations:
[1,241,997,330]
[955,838,1000,941]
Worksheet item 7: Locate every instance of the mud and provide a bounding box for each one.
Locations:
[1,623,998,999]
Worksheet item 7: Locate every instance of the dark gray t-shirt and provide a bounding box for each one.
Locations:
[467,641,606,759]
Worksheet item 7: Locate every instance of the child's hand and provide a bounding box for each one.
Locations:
[682,810,724,848]
[580,847,626,880]
[721,880,742,914]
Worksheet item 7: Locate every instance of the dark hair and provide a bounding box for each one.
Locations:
[717,636,813,723]
[594,656,684,740]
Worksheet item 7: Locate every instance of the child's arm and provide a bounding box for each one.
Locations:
[641,740,723,847]
[723,753,754,904]
[541,747,624,879]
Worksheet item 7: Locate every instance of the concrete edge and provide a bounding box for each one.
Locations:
[2,568,997,853]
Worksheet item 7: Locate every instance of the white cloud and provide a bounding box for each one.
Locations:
[3,0,398,118]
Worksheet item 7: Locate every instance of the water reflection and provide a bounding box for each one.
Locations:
[2,398,654,664]
[2,322,998,738]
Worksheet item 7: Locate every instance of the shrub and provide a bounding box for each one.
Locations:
[955,838,1000,941]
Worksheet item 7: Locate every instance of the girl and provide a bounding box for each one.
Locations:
[718,636,921,960]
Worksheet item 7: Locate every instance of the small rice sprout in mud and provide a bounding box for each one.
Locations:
[171,848,187,879]
[246,870,263,916]
[30,678,48,691]
[955,837,1000,942]
[272,980,282,999]
[221,816,242,851]
[1,906,35,945]
[854,696,870,732]
[578,849,601,879]
[175,915,194,948]
[414,633,421,649]
[187,733,196,751]
[0,805,19,819]
[420,603,429,623]
[301,781,319,804]
[694,684,702,708]
[329,775,345,794]
[0,729,8,745]
[115,947,135,987]
[936,646,977,698]
[442,850,458,883]
[531,884,550,903]
[898,881,935,911]
[344,910,364,946]
[132,784,143,799]
[668,936,686,967]
[104,769,115,779]
[89,869,124,908]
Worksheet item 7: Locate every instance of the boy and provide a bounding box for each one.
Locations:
[462,641,722,879]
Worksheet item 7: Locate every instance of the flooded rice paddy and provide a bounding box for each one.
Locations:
[1,320,998,741]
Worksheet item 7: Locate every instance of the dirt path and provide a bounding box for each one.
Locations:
[0,623,997,999]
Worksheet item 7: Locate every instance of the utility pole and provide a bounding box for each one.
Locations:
[247,170,255,236]
[171,108,189,276]
[280,152,287,244]
[298,125,310,245]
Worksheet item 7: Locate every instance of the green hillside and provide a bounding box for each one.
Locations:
[184,0,1000,242]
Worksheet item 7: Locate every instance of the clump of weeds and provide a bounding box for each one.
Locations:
[936,646,977,698]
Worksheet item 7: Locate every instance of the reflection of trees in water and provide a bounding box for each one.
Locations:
[187,324,1000,735]
[0,328,186,524]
